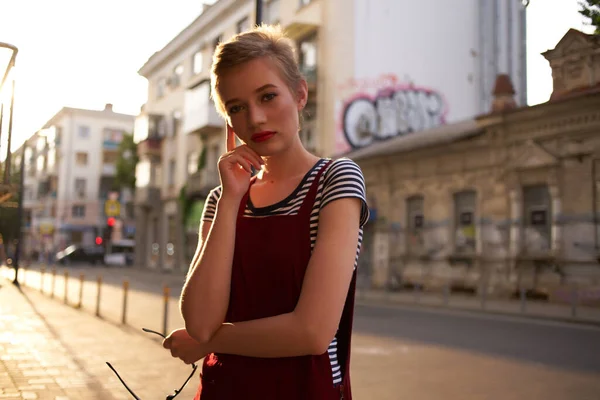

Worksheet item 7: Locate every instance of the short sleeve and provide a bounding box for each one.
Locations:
[320,158,370,227]
[201,186,222,223]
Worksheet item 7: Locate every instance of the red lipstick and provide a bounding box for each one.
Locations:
[251,131,276,143]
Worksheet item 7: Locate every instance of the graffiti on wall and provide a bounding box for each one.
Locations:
[335,74,448,153]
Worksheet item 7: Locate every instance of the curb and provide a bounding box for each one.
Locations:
[355,296,600,328]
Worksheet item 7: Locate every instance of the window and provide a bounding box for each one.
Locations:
[75,152,88,166]
[72,205,85,218]
[453,191,477,253]
[299,37,318,69]
[237,17,250,34]
[213,35,223,52]
[406,196,424,255]
[74,178,86,198]
[193,50,203,74]
[264,0,280,24]
[78,125,90,139]
[172,110,182,136]
[171,64,184,87]
[168,159,176,186]
[103,150,118,164]
[522,185,552,252]
[187,152,199,176]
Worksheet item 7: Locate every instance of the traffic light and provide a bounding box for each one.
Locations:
[104,217,115,245]
[95,236,103,245]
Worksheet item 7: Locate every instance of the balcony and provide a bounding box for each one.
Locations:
[137,137,163,161]
[134,186,161,209]
[184,81,223,135]
[185,168,220,198]
[101,163,117,176]
[134,112,167,143]
[282,0,321,40]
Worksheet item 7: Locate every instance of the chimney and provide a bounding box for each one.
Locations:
[490,74,517,113]
[104,103,113,112]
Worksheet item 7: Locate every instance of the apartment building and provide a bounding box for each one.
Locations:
[133,0,527,271]
[20,104,134,260]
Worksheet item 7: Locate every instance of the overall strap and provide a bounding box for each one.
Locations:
[297,159,332,218]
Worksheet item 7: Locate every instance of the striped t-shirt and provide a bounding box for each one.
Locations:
[201,157,369,386]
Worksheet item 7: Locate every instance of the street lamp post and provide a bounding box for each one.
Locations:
[255,0,263,25]
[0,41,20,285]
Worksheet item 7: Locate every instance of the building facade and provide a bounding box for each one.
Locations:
[133,0,527,271]
[348,29,600,302]
[21,104,134,260]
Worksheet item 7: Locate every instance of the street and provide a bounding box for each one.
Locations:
[7,265,600,399]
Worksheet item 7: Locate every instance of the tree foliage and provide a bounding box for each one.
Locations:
[114,133,138,190]
[579,0,600,34]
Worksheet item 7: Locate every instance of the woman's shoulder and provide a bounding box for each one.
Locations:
[321,157,366,183]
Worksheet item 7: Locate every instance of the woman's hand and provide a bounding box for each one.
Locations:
[218,125,263,202]
[162,328,209,365]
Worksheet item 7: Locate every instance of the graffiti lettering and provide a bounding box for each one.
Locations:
[342,86,447,149]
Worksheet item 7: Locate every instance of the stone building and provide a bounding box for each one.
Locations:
[349,29,600,301]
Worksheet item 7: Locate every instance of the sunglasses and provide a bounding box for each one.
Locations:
[106,328,198,400]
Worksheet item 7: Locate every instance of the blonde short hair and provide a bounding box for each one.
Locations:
[211,24,304,118]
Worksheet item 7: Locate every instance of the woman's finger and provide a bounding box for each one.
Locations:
[236,146,263,169]
[226,125,236,153]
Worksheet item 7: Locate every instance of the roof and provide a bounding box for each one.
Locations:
[41,106,135,129]
[341,119,483,162]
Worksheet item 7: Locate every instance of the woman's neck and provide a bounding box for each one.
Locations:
[258,143,320,183]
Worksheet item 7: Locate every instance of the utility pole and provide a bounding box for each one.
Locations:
[3,80,15,184]
[255,0,263,25]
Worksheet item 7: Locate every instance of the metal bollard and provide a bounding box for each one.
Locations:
[40,266,46,293]
[122,280,129,325]
[78,273,84,309]
[162,285,170,336]
[95,275,102,317]
[50,267,57,298]
[571,288,578,318]
[63,270,69,304]
[520,287,527,313]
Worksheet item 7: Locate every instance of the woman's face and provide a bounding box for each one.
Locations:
[218,56,308,156]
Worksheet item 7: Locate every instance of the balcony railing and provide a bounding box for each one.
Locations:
[134,186,161,208]
[185,168,220,198]
[183,82,223,135]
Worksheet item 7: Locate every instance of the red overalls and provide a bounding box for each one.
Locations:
[194,160,356,399]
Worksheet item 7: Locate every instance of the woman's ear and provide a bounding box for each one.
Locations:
[296,79,309,111]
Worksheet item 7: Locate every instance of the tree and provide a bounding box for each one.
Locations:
[114,133,138,190]
[579,0,600,34]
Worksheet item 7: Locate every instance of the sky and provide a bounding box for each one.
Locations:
[0,0,596,158]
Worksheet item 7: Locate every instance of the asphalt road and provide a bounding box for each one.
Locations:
[11,265,600,400]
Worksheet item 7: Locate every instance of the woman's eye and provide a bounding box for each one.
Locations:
[228,105,243,114]
[263,93,277,102]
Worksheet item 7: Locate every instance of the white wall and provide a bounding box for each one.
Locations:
[330,0,527,155]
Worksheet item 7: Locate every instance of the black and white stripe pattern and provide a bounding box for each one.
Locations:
[201,157,369,386]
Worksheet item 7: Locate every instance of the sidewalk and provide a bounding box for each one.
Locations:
[12,263,600,328]
[0,277,200,400]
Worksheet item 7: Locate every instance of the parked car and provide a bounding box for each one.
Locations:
[56,245,105,266]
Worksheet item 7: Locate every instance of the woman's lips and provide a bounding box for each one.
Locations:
[251,131,276,143]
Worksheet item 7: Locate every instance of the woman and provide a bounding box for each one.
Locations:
[163,24,369,399]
